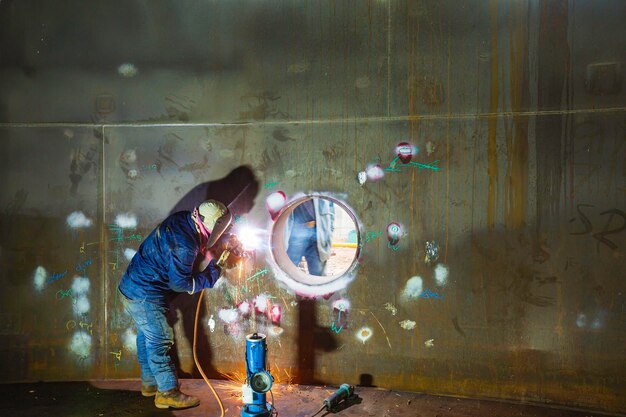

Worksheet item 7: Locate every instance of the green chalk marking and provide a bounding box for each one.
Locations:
[385,158,441,173]
[221,284,235,304]
[247,268,268,281]
[331,322,343,334]
[401,160,440,171]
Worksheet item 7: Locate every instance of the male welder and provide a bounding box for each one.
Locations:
[118,199,236,409]
[285,198,335,276]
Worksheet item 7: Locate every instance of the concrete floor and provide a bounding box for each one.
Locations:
[0,379,619,417]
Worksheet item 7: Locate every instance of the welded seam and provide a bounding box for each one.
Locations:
[0,106,624,130]
[387,0,392,117]
[101,125,108,379]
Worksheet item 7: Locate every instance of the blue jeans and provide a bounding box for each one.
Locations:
[287,226,325,275]
[120,290,178,392]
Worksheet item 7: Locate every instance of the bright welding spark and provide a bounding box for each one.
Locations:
[217,369,247,401]
[233,224,266,251]
[218,369,247,385]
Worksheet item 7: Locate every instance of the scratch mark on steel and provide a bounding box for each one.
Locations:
[2,108,624,129]
[452,316,467,338]
[487,0,500,231]
[371,312,392,349]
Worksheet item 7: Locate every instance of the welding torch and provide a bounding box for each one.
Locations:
[215,232,254,269]
[197,232,251,272]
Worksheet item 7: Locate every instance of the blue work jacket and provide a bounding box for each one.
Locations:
[118,211,221,306]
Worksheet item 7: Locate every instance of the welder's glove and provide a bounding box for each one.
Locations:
[210,233,245,269]
[216,249,240,270]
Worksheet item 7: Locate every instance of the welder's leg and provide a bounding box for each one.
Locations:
[122,297,178,392]
[304,234,325,276]
[287,227,308,267]
[136,327,157,388]
[126,303,199,409]
[140,305,178,392]
[120,291,158,392]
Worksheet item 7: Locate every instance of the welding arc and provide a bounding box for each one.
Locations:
[193,288,225,417]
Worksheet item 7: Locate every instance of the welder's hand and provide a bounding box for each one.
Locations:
[224,234,245,257]
[210,233,247,269]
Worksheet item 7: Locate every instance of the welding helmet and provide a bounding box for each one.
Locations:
[197,200,233,248]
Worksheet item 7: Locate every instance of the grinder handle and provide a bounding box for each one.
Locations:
[323,384,354,410]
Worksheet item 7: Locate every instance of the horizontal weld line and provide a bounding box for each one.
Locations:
[0,107,624,129]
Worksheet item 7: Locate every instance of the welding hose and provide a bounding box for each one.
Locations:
[193,288,225,417]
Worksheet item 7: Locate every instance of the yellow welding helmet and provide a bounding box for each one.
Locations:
[197,200,233,248]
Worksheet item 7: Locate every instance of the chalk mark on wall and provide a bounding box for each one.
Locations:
[384,302,397,315]
[69,145,98,196]
[569,204,626,252]
[402,276,423,300]
[399,320,416,330]
[33,266,47,291]
[239,91,288,121]
[67,211,93,228]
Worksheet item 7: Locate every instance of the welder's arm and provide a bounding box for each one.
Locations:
[197,250,214,272]
[193,258,221,292]
[168,248,220,295]
[198,249,228,276]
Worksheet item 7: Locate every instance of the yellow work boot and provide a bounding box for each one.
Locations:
[141,383,157,397]
[154,388,200,409]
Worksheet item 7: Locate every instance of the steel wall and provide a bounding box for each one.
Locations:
[0,0,624,412]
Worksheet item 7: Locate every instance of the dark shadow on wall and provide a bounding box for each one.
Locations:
[358,373,376,387]
[167,291,217,379]
[167,166,259,380]
[169,165,259,216]
[295,297,339,385]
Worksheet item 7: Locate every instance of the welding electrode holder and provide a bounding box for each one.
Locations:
[213,232,252,269]
[216,249,231,268]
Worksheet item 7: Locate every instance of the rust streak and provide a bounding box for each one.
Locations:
[505,2,529,229]
[445,29,451,263]
[487,0,500,231]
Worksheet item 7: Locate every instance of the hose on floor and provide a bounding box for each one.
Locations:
[193,288,225,417]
